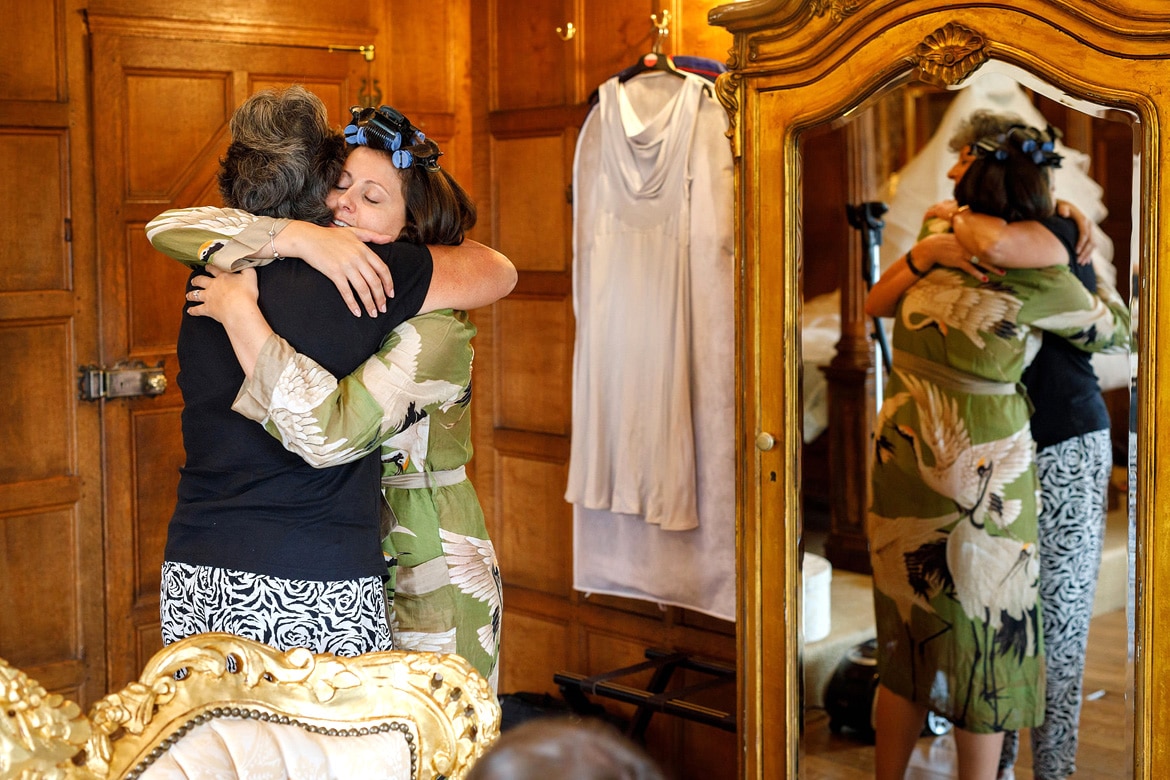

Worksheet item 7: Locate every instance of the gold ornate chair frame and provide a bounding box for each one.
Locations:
[710,1,1163,777]
[1,632,500,779]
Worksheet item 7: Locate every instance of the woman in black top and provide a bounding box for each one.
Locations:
[153,86,515,657]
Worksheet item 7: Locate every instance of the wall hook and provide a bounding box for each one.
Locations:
[556,22,576,41]
[650,10,671,54]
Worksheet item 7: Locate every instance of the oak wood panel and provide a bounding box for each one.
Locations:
[491,0,572,111]
[0,1,64,102]
[0,478,81,517]
[497,453,572,595]
[0,131,70,291]
[386,0,455,117]
[499,609,573,695]
[0,322,74,483]
[88,0,372,36]
[493,134,573,271]
[0,2,102,705]
[676,2,735,65]
[579,2,661,99]
[496,297,573,434]
[487,104,591,138]
[0,508,80,667]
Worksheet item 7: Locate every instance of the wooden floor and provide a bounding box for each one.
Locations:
[800,608,1132,779]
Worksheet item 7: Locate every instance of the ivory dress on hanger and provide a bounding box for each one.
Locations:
[566,71,735,620]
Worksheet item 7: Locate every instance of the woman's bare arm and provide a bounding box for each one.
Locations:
[423,240,518,313]
[865,233,979,317]
[147,207,398,317]
[951,208,1069,269]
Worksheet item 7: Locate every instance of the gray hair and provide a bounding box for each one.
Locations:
[948,109,1027,153]
[217,85,344,225]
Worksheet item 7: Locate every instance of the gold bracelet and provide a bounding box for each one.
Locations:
[905,250,926,278]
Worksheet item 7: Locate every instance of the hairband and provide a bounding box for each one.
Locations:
[344,105,442,171]
[973,124,1064,168]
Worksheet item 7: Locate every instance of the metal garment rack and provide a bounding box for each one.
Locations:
[553,649,736,741]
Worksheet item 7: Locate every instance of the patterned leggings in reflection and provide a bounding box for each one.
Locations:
[998,429,1111,780]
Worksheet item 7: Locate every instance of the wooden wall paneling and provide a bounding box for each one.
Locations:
[578,2,660,99]
[496,451,572,596]
[674,1,734,64]
[0,507,81,666]
[0,0,105,705]
[491,0,574,112]
[0,2,65,102]
[496,298,573,433]
[0,132,70,290]
[87,0,372,39]
[493,134,573,271]
[499,608,573,695]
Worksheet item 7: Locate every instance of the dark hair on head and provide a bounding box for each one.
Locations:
[466,717,668,780]
[218,85,345,225]
[953,123,1059,222]
[395,138,477,245]
[345,107,477,245]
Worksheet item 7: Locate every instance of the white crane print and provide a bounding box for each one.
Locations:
[440,528,503,657]
[868,510,955,626]
[895,373,1033,530]
[900,271,1023,349]
[891,372,1041,725]
[266,321,464,468]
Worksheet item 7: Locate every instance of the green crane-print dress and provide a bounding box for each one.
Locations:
[146,208,503,690]
[869,260,1129,734]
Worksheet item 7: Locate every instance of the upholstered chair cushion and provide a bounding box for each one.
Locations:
[137,715,414,779]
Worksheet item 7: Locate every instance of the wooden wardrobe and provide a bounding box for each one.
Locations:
[710,1,1168,777]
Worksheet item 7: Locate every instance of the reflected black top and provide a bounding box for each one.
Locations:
[1023,216,1110,448]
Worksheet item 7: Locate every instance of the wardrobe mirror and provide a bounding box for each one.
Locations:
[795,62,1139,778]
[705,1,1170,777]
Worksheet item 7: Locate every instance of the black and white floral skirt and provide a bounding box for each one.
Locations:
[160,561,393,657]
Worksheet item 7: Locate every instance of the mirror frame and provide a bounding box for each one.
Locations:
[709,1,1162,777]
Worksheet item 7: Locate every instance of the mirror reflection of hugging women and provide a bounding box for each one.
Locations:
[148,86,516,673]
[864,117,1130,780]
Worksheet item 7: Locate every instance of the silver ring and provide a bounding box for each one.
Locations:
[192,289,201,300]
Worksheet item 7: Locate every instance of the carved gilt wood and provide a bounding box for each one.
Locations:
[709,1,1164,777]
[0,633,500,780]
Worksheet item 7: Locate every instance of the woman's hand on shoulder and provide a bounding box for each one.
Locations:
[185,265,259,325]
[916,232,999,282]
[924,199,961,223]
[279,221,398,317]
[1055,199,1096,264]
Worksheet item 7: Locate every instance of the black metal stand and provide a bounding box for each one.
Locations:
[553,649,736,741]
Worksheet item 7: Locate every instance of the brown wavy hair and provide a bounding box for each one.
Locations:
[357,138,477,247]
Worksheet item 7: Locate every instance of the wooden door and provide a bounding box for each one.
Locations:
[88,21,369,690]
[0,0,105,705]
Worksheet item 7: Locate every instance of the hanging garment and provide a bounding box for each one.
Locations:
[566,71,735,620]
